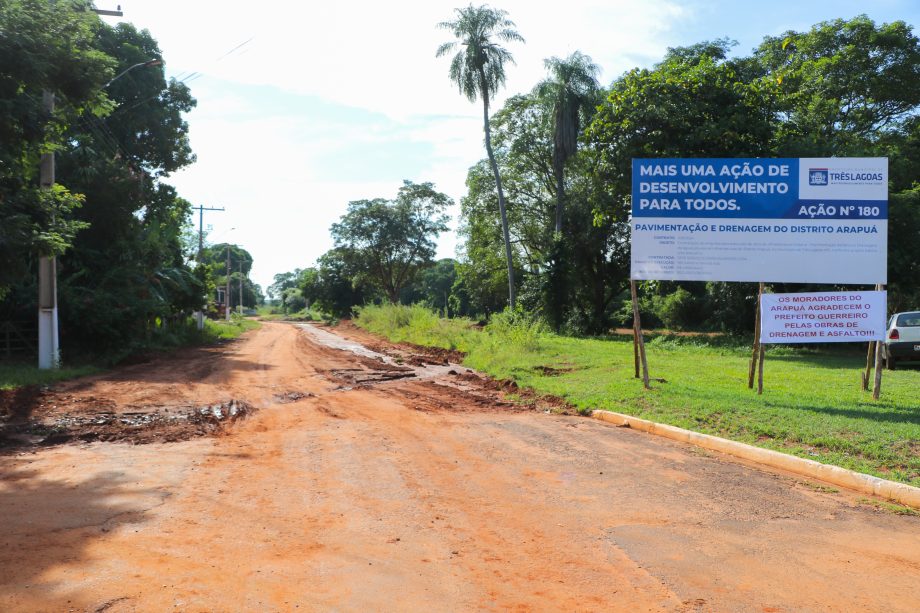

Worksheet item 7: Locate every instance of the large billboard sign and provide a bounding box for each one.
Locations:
[760,291,887,344]
[631,158,888,284]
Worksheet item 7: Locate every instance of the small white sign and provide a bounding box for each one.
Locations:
[760,291,886,344]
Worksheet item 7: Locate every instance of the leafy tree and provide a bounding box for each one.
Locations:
[281,287,306,313]
[437,4,524,307]
[587,39,776,221]
[755,16,920,157]
[888,188,920,313]
[0,0,114,299]
[0,4,206,356]
[306,248,372,318]
[414,258,458,316]
[331,181,450,303]
[268,269,302,307]
[201,243,257,309]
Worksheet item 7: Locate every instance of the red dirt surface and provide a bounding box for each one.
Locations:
[1,321,919,612]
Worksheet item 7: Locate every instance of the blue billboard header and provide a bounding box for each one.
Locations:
[632,158,887,220]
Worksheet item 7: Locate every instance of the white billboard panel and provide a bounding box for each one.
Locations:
[760,291,887,344]
[631,158,888,284]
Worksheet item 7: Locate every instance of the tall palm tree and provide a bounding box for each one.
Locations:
[437,4,524,307]
[534,51,600,233]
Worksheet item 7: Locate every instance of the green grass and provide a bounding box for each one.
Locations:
[0,363,101,391]
[201,316,261,340]
[256,305,321,322]
[355,303,920,488]
[354,303,481,352]
[857,497,920,516]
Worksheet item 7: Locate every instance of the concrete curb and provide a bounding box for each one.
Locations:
[590,409,920,510]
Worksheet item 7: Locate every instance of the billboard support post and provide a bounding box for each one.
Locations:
[632,325,640,379]
[872,284,885,399]
[749,282,764,389]
[863,283,883,391]
[862,340,875,390]
[630,280,650,389]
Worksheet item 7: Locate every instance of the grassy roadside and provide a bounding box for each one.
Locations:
[0,364,100,391]
[202,316,261,340]
[0,317,260,392]
[256,305,324,322]
[355,304,920,488]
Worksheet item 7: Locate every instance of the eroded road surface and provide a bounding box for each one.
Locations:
[2,321,919,612]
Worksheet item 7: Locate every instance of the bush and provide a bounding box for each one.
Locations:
[485,307,548,352]
[654,287,699,331]
[354,303,478,352]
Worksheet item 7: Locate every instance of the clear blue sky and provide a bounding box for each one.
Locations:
[104,1,920,292]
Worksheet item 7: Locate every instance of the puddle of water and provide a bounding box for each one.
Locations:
[298,324,397,364]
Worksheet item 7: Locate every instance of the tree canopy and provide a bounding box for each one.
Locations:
[331,181,451,303]
[0,1,216,357]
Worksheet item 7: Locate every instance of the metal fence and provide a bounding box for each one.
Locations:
[0,321,37,360]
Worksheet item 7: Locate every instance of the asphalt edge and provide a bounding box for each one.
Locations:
[590,409,920,510]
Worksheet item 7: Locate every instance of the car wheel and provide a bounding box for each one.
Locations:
[887,354,897,371]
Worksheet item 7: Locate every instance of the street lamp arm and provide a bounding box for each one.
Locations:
[105,59,163,88]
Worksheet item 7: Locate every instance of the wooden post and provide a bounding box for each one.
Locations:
[862,340,875,391]
[749,282,764,389]
[630,280,650,389]
[872,284,885,399]
[757,342,765,395]
[632,324,640,379]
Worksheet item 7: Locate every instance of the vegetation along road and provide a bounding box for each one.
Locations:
[2,321,919,612]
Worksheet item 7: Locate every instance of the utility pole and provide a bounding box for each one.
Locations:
[38,2,124,369]
[238,260,244,315]
[194,205,223,330]
[195,205,225,259]
[38,90,58,369]
[225,244,232,321]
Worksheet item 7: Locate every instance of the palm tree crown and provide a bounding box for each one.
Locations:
[534,51,601,174]
[534,51,600,233]
[436,5,524,104]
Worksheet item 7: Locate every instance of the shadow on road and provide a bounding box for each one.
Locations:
[0,460,163,609]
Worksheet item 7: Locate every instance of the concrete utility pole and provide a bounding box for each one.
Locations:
[238,261,244,315]
[38,2,125,369]
[38,91,59,369]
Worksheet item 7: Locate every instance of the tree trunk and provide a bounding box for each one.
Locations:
[554,165,564,234]
[480,70,516,309]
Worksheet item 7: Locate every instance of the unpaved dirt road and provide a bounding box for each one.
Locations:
[2,321,919,612]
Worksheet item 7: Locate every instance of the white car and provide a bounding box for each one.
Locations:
[882,311,920,369]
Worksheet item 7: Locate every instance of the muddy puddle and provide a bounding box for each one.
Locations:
[0,399,256,449]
